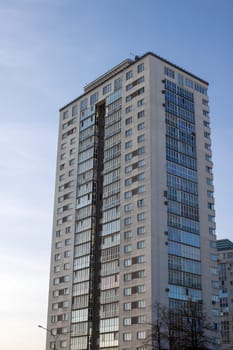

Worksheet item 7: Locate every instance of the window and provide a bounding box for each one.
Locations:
[203,110,209,117]
[203,120,210,128]
[65,238,71,245]
[125,153,132,161]
[124,244,132,253]
[137,331,146,340]
[125,165,132,173]
[137,255,145,263]
[137,122,144,130]
[69,169,74,176]
[137,146,145,155]
[59,174,65,181]
[103,83,112,95]
[137,63,144,73]
[125,140,132,149]
[137,110,144,119]
[124,258,132,267]
[126,95,132,103]
[137,185,144,193]
[124,231,132,240]
[137,99,144,107]
[63,111,68,120]
[90,92,98,105]
[204,131,210,139]
[124,303,131,310]
[66,226,71,233]
[55,241,62,249]
[56,230,62,237]
[64,263,70,270]
[125,128,132,137]
[137,300,146,308]
[164,67,175,78]
[138,172,145,181]
[126,70,133,80]
[114,77,122,90]
[72,105,77,116]
[178,73,184,86]
[124,217,132,226]
[123,332,132,341]
[123,317,131,326]
[124,203,132,212]
[64,250,71,258]
[137,199,144,208]
[125,178,132,186]
[205,154,212,162]
[202,99,208,106]
[125,117,132,125]
[124,287,132,296]
[125,106,132,113]
[208,202,214,210]
[137,226,145,235]
[125,191,132,199]
[137,134,145,143]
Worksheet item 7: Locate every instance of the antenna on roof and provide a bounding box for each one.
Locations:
[130,52,140,60]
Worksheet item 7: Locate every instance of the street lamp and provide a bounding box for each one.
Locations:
[38,325,58,350]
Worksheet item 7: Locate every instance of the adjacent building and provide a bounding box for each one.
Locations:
[46,52,220,349]
[217,238,233,348]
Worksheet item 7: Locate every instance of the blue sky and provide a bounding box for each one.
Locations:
[0,1,232,349]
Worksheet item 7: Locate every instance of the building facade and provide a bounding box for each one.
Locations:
[217,238,233,349]
[46,52,220,349]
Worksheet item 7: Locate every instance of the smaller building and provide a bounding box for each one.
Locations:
[217,238,233,348]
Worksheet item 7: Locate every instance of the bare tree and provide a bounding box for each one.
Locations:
[144,301,215,350]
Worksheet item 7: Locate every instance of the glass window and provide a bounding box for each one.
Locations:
[137,122,144,130]
[114,77,122,90]
[137,134,145,143]
[137,240,145,249]
[124,231,132,240]
[125,140,132,149]
[126,71,133,80]
[124,244,132,253]
[137,226,145,235]
[63,111,69,120]
[137,63,144,73]
[125,128,132,137]
[137,110,144,119]
[103,83,112,95]
[123,332,132,341]
[124,217,132,225]
[137,331,146,339]
[125,106,132,114]
[124,203,132,212]
[90,92,98,105]
[125,117,132,125]
[72,105,77,116]
[137,99,144,107]
[137,199,144,208]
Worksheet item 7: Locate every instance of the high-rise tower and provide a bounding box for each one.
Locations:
[46,52,220,349]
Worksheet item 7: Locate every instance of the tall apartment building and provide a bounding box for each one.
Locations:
[46,52,220,349]
[217,238,233,348]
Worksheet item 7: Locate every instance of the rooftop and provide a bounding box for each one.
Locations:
[216,239,233,251]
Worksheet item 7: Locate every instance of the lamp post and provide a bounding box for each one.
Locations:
[38,325,58,350]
